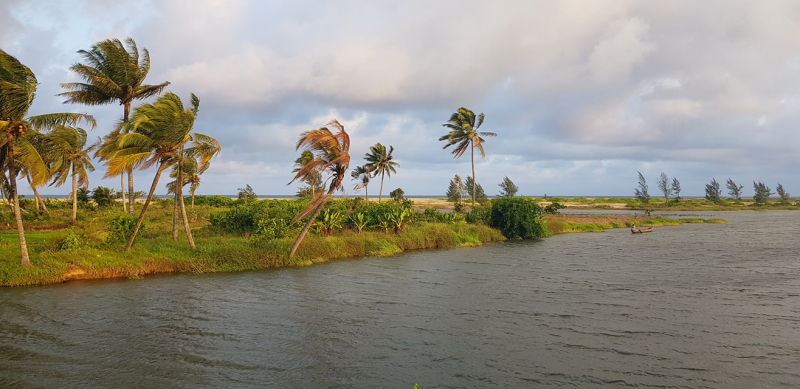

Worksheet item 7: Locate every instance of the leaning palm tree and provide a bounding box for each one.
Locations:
[364,143,398,202]
[59,37,170,215]
[439,107,497,208]
[48,126,94,224]
[287,120,350,259]
[166,133,220,241]
[109,92,208,252]
[0,49,96,267]
[350,165,371,200]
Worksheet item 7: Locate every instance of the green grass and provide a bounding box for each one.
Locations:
[0,203,505,287]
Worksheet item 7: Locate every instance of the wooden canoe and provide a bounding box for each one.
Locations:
[631,226,654,234]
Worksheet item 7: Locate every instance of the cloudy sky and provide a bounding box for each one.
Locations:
[3,0,799,197]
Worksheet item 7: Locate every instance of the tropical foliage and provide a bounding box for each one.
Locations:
[60,37,170,215]
[439,107,497,207]
[288,119,351,259]
[0,49,96,267]
[364,143,398,202]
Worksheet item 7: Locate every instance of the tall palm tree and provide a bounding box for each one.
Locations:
[350,165,371,200]
[108,92,210,252]
[0,49,96,267]
[166,157,200,208]
[288,120,350,259]
[364,143,398,202]
[48,126,94,224]
[439,107,497,208]
[59,37,170,215]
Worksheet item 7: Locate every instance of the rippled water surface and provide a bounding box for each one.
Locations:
[1,211,799,388]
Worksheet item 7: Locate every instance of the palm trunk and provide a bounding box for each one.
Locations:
[127,169,134,215]
[172,191,179,241]
[71,165,77,224]
[379,173,385,203]
[470,145,476,209]
[125,160,167,252]
[191,191,195,209]
[26,175,40,213]
[120,174,127,214]
[288,202,325,260]
[8,162,31,267]
[177,167,196,250]
[365,185,368,201]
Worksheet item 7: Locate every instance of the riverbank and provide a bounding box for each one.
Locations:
[0,198,728,287]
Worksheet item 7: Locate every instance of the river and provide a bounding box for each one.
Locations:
[1,211,798,388]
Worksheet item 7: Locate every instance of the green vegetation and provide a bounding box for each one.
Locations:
[489,197,548,239]
[439,107,497,208]
[0,199,505,287]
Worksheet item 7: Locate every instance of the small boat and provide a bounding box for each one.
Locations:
[631,225,653,234]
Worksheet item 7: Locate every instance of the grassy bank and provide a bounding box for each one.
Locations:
[0,200,506,286]
[1,196,732,287]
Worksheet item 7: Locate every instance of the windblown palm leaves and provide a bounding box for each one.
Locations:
[48,126,95,223]
[364,143,398,202]
[0,49,96,267]
[287,119,350,259]
[60,37,170,214]
[291,150,322,198]
[350,165,371,200]
[107,92,209,252]
[439,107,497,208]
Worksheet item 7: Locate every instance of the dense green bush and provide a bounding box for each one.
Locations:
[209,199,308,234]
[191,195,236,207]
[92,186,118,207]
[489,197,549,239]
[106,215,141,244]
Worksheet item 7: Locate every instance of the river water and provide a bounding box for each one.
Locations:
[1,211,798,388]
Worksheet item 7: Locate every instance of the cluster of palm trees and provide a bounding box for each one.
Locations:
[350,142,399,202]
[1,37,221,266]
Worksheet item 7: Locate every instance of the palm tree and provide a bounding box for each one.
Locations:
[48,126,94,223]
[0,49,96,267]
[166,133,220,241]
[439,107,497,208]
[287,120,350,259]
[364,143,398,202]
[350,165,371,200]
[291,150,321,198]
[108,92,210,252]
[59,37,170,215]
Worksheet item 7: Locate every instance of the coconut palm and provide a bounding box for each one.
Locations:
[291,150,322,198]
[364,143,398,202]
[108,92,210,252]
[350,165,371,200]
[59,37,170,215]
[287,120,350,259]
[48,126,94,223]
[0,49,96,267]
[166,133,220,240]
[439,107,497,208]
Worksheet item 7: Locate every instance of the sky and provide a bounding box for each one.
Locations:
[2,0,799,197]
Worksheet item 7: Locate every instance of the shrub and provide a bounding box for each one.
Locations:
[489,197,549,239]
[91,186,118,207]
[106,215,141,244]
[60,229,85,251]
[192,195,236,207]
